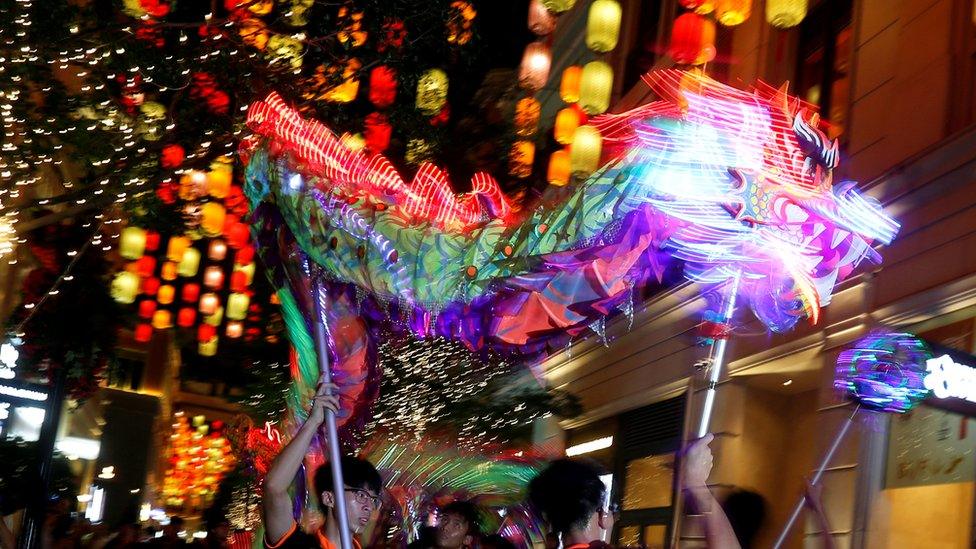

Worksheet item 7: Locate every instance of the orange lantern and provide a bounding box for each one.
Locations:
[161,261,178,281]
[680,0,716,13]
[669,13,717,65]
[508,140,535,179]
[166,236,191,262]
[182,283,201,303]
[177,308,196,328]
[560,66,582,103]
[204,266,224,289]
[158,285,175,305]
[179,171,207,201]
[716,0,751,26]
[368,66,397,108]
[207,169,232,199]
[135,323,153,343]
[554,107,581,145]
[200,293,219,315]
[152,310,172,330]
[514,97,541,137]
[547,149,571,186]
[201,202,227,237]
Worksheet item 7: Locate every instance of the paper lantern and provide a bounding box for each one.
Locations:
[547,149,571,186]
[669,13,717,65]
[554,107,580,145]
[177,247,201,277]
[416,69,449,115]
[198,324,216,342]
[207,169,232,199]
[199,336,218,357]
[177,308,196,328]
[152,310,172,330]
[135,323,153,343]
[579,61,613,115]
[508,141,536,179]
[227,293,250,320]
[239,17,269,50]
[200,293,219,315]
[766,0,807,28]
[166,236,191,262]
[226,321,243,339]
[145,231,160,252]
[204,266,224,289]
[201,202,227,237]
[111,272,140,304]
[136,256,156,278]
[680,0,715,13]
[142,276,160,296]
[514,97,541,137]
[586,0,621,53]
[158,285,175,305]
[528,0,556,35]
[560,66,582,103]
[322,59,362,103]
[368,66,397,108]
[230,271,248,292]
[138,300,157,319]
[161,261,178,281]
[235,245,255,266]
[518,41,551,92]
[364,112,392,153]
[227,223,250,249]
[208,240,227,261]
[180,171,207,201]
[716,0,751,26]
[234,263,255,285]
[542,0,575,13]
[267,35,304,70]
[570,125,602,175]
[120,227,147,260]
[205,306,224,326]
[182,283,200,303]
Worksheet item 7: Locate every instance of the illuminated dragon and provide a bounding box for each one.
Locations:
[240,69,897,426]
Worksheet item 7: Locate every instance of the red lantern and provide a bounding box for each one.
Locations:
[227,222,250,249]
[145,231,161,252]
[206,90,230,115]
[368,66,397,108]
[136,256,157,278]
[230,271,248,292]
[182,283,201,303]
[135,323,153,343]
[668,13,716,65]
[198,324,216,342]
[138,300,157,319]
[143,277,161,296]
[235,245,255,266]
[161,144,185,168]
[364,112,392,153]
[178,308,196,328]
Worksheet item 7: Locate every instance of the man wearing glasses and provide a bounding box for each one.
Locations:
[263,379,382,549]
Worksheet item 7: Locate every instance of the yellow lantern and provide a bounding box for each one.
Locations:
[227,292,250,321]
[207,169,231,199]
[234,263,256,286]
[716,0,752,26]
[416,69,449,115]
[205,306,224,327]
[323,59,362,103]
[166,236,190,262]
[199,336,218,357]
[542,0,576,13]
[199,293,219,316]
[579,61,613,115]
[560,66,582,103]
[238,18,269,50]
[267,35,304,70]
[586,0,622,53]
[152,310,172,330]
[514,97,541,137]
[177,247,200,277]
[111,272,140,304]
[547,149,571,186]
[120,227,147,260]
[765,0,807,28]
[508,141,536,179]
[528,0,556,35]
[570,125,602,175]
[201,202,226,237]
[554,107,580,145]
[179,170,207,201]
[340,132,366,153]
[248,0,273,15]
[518,41,551,92]
[158,285,175,305]
[161,261,178,281]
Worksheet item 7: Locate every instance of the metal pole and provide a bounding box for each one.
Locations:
[772,404,860,549]
[311,279,353,549]
[696,272,741,438]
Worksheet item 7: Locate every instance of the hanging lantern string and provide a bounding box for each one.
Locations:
[10,219,107,337]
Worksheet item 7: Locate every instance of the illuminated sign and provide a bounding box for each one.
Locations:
[566,436,614,456]
[0,342,17,380]
[924,354,976,404]
[0,384,47,402]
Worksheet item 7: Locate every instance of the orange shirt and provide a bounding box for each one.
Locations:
[265,522,361,549]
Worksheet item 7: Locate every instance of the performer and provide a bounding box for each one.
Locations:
[263,377,383,549]
[528,435,738,548]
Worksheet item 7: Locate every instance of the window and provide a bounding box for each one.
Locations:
[796,0,853,140]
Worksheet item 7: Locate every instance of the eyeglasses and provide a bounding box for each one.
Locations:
[346,488,381,509]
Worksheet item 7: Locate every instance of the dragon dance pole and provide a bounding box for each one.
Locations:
[311,277,354,549]
[696,271,741,438]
